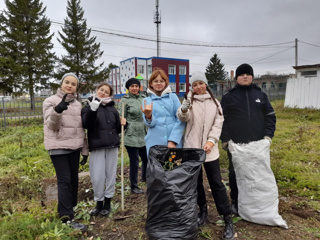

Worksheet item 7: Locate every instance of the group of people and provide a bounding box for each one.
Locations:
[43,63,276,240]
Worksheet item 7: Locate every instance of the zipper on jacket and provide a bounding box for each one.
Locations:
[246,89,250,120]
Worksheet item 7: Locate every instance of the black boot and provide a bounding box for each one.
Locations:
[223,215,235,240]
[100,197,111,216]
[90,201,103,216]
[231,200,238,215]
[197,203,208,227]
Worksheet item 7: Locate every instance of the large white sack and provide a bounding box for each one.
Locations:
[228,139,288,229]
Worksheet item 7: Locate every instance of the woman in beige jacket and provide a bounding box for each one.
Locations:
[177,71,234,240]
[43,73,88,231]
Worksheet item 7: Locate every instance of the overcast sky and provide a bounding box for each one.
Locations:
[1,0,320,77]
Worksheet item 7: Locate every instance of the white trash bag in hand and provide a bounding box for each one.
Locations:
[228,139,288,229]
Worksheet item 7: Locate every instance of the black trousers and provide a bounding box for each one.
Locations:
[50,150,80,221]
[197,159,231,216]
[125,145,148,189]
[227,150,238,202]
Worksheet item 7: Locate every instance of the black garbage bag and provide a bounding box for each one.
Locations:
[145,145,206,240]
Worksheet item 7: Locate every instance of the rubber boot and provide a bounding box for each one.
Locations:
[90,201,103,216]
[197,203,208,227]
[100,197,111,216]
[223,215,235,240]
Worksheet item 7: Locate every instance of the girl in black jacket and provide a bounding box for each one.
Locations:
[82,83,123,217]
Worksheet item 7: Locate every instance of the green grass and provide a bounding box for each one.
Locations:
[271,100,320,199]
[0,100,319,238]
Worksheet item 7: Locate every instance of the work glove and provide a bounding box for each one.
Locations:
[80,155,88,165]
[264,136,272,145]
[222,142,229,151]
[181,99,191,112]
[89,96,101,111]
[55,94,71,114]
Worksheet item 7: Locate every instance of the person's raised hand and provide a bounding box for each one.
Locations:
[89,95,101,111]
[181,99,191,113]
[55,94,72,114]
[140,100,153,119]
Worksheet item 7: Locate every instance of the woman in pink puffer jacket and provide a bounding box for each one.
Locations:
[177,71,234,240]
[43,73,88,231]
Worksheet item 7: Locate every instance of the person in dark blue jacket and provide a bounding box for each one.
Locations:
[82,83,123,217]
[220,63,276,215]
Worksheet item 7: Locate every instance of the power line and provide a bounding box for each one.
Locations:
[299,40,320,48]
[249,47,294,64]
[49,20,295,49]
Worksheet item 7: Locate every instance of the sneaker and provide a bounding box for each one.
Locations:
[131,187,144,194]
[66,220,87,232]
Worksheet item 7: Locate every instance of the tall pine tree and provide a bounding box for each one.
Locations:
[57,0,107,93]
[205,53,227,87]
[0,0,55,108]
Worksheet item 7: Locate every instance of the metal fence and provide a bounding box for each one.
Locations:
[208,86,286,102]
[0,97,44,131]
[0,87,286,131]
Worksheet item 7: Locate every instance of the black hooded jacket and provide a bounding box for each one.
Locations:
[220,84,276,144]
[81,97,121,152]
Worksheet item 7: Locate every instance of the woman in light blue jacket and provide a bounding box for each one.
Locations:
[141,67,185,155]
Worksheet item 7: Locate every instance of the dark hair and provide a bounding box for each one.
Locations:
[97,83,114,97]
[190,87,222,116]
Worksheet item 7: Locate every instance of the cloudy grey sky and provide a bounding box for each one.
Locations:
[1,0,320,77]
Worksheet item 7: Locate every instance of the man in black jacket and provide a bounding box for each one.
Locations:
[220,63,276,215]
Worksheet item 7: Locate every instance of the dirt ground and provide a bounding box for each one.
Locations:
[45,167,320,240]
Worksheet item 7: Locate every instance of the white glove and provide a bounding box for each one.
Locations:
[264,136,272,145]
[89,96,101,111]
[181,99,191,112]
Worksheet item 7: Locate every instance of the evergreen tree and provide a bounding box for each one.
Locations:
[57,0,107,93]
[205,53,227,86]
[0,0,55,108]
[106,62,118,77]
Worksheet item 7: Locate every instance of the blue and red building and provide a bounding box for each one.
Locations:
[107,56,189,98]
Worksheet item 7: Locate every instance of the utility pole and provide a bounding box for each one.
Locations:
[295,38,298,77]
[154,0,161,57]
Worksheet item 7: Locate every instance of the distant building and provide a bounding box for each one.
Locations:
[107,56,189,95]
[293,64,320,78]
[285,64,320,109]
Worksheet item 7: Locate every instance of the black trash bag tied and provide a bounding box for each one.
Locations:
[146,145,206,240]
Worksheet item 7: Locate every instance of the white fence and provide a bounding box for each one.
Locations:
[284,77,320,109]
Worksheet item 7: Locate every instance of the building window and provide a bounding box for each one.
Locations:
[169,82,176,92]
[179,65,186,75]
[138,65,144,74]
[179,83,186,92]
[168,65,176,75]
[301,70,317,77]
[148,64,152,74]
